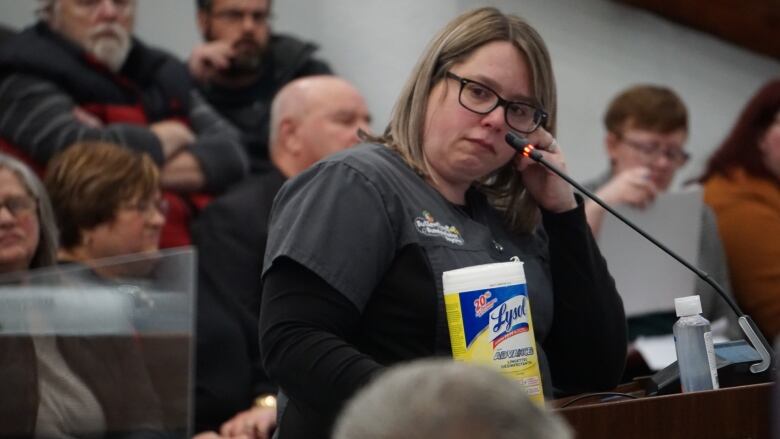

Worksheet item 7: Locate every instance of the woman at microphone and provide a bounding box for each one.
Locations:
[259,7,627,438]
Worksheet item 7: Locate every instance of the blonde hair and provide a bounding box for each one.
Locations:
[368,7,557,233]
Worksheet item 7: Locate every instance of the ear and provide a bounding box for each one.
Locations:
[605,131,621,161]
[276,118,302,155]
[80,229,94,249]
[196,10,209,36]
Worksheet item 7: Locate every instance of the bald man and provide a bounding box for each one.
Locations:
[268,76,371,177]
[193,75,370,437]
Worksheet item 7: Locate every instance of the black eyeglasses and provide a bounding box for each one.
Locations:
[619,136,690,166]
[0,196,36,218]
[445,72,548,134]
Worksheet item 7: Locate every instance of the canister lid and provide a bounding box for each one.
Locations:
[674,295,702,317]
[443,260,525,294]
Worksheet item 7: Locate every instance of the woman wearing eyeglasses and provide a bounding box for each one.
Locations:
[259,8,626,438]
[45,141,167,268]
[0,154,58,276]
[0,154,62,436]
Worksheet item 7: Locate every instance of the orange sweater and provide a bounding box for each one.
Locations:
[704,168,780,340]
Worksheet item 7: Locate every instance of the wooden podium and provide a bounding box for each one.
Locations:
[555,382,773,439]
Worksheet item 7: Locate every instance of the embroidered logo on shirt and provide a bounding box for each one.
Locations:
[414,210,465,245]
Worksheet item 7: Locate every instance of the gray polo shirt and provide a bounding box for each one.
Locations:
[264,143,557,392]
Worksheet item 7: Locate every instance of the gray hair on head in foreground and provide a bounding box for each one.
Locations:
[332,359,573,439]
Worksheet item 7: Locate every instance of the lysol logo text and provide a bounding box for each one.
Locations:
[489,296,529,348]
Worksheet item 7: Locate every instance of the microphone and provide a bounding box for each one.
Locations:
[505,131,774,376]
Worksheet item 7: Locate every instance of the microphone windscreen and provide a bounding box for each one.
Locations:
[504,132,528,151]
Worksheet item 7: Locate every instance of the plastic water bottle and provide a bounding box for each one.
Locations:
[673,295,719,392]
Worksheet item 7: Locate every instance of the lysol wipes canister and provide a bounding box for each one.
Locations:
[443,259,544,404]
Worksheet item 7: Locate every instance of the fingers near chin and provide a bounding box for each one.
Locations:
[514,154,532,171]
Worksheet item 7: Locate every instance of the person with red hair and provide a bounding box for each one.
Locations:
[700,79,780,340]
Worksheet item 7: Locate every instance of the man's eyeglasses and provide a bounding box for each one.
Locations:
[445,72,548,134]
[211,8,269,25]
[620,136,690,166]
[0,196,36,218]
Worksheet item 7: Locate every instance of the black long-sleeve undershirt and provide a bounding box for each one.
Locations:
[259,259,383,437]
[539,204,627,393]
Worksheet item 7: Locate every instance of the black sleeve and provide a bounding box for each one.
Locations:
[0,73,165,165]
[541,197,627,393]
[185,90,249,192]
[259,257,383,412]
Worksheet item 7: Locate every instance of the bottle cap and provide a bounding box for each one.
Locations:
[674,295,702,317]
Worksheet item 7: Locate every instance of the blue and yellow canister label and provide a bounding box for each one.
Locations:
[444,283,543,404]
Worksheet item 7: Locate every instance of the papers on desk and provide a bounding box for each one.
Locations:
[596,187,703,317]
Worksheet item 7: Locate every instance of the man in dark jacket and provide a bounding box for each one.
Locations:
[0,23,14,44]
[193,75,370,438]
[0,0,249,247]
[190,0,332,173]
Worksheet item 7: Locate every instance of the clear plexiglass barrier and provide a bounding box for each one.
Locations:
[0,248,195,438]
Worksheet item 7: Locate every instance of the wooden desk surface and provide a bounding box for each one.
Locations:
[555,382,773,439]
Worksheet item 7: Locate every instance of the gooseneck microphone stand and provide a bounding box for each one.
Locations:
[505,131,774,375]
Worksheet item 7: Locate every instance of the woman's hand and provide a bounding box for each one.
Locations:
[513,128,577,213]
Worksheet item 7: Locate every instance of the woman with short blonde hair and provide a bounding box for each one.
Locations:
[260,8,625,438]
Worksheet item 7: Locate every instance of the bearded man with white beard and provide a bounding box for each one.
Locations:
[0,0,249,248]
